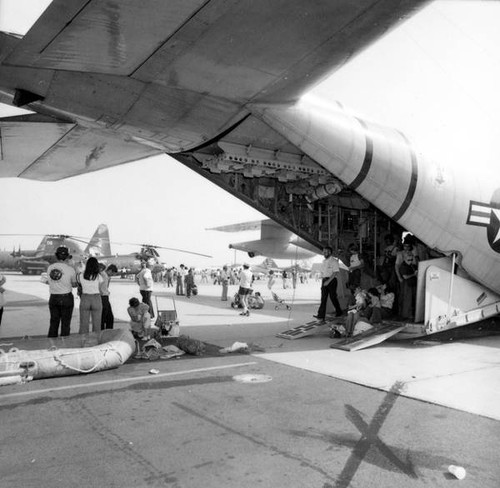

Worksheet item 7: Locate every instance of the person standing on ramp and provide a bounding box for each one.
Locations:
[314,246,343,321]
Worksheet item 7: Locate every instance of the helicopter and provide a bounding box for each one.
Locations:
[0,224,212,275]
[97,243,212,277]
[0,224,112,274]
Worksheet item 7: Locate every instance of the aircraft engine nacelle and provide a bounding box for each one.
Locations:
[255,97,500,294]
[229,243,260,258]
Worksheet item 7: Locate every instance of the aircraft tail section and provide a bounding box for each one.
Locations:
[85,224,111,257]
[261,258,279,269]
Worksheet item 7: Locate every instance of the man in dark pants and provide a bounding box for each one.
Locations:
[136,260,155,318]
[0,273,6,327]
[314,246,343,321]
[45,246,77,337]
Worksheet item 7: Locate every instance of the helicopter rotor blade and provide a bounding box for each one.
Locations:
[67,236,93,246]
[0,233,49,237]
[0,234,212,259]
[118,242,212,258]
[0,233,96,246]
[153,247,212,258]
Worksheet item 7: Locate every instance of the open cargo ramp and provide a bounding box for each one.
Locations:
[329,322,407,352]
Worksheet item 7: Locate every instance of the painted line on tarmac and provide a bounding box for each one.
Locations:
[0,362,258,401]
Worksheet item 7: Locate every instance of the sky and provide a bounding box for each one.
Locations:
[0,1,499,268]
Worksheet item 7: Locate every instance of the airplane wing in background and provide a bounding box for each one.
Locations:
[207,221,264,233]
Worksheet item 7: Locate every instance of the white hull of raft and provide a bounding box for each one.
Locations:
[0,328,136,386]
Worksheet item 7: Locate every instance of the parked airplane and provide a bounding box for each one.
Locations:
[208,219,318,260]
[251,258,286,276]
[0,249,21,271]
[0,244,44,271]
[0,1,498,338]
[205,259,278,277]
[251,258,320,279]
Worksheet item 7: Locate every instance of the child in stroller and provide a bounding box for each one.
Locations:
[231,291,264,309]
[272,291,291,310]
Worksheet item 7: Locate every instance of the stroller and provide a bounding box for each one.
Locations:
[154,296,180,337]
[272,291,291,310]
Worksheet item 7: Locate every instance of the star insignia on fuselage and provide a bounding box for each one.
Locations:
[467,200,500,253]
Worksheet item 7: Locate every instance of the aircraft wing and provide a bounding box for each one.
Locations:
[0,114,162,180]
[208,219,296,238]
[0,0,428,179]
[3,1,425,102]
[207,220,264,233]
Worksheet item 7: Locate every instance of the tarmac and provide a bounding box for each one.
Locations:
[1,272,500,487]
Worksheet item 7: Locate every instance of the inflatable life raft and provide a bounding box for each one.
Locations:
[0,328,136,386]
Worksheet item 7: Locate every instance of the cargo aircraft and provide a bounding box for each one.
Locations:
[0,1,499,339]
[0,246,37,271]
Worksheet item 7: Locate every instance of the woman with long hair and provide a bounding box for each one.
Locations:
[77,257,104,334]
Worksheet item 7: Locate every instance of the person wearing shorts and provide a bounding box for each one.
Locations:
[238,263,253,316]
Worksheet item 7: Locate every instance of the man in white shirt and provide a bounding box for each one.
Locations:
[314,246,343,321]
[45,246,77,337]
[176,264,187,296]
[136,260,155,318]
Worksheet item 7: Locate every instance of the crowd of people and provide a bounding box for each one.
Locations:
[37,245,274,339]
[43,247,121,338]
[0,231,431,340]
[153,265,309,291]
[312,232,434,336]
